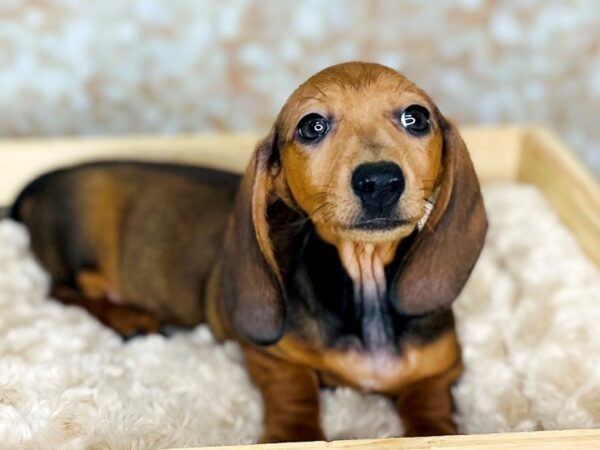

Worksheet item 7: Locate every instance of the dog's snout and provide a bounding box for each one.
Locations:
[351,162,404,210]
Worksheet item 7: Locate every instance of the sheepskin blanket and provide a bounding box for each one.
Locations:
[0,183,599,449]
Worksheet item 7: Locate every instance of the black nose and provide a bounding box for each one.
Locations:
[351,162,404,211]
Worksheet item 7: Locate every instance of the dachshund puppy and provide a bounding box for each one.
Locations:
[11,62,487,442]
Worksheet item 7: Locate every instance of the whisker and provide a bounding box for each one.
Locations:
[311,201,334,219]
[310,202,330,215]
[318,214,333,227]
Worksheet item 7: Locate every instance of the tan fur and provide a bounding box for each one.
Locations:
[77,172,126,302]
[243,344,326,443]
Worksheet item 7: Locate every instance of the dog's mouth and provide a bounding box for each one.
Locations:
[351,217,411,231]
[329,216,417,244]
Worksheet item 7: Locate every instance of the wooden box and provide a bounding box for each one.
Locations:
[1,126,599,449]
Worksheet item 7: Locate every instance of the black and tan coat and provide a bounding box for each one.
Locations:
[11,62,487,442]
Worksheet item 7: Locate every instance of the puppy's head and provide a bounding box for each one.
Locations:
[277,62,444,245]
[226,62,486,344]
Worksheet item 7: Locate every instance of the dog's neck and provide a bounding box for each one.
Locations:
[306,228,403,350]
[313,227,401,297]
[336,241,398,291]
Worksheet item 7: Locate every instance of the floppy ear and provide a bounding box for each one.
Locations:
[222,128,285,345]
[393,116,487,315]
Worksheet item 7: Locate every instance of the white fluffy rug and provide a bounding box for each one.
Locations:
[0,183,599,449]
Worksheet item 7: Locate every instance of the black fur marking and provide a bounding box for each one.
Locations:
[354,285,394,351]
[281,223,455,353]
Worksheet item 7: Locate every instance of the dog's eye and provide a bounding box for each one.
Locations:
[297,113,330,143]
[399,105,430,136]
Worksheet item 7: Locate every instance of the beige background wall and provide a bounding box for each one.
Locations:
[1,0,599,178]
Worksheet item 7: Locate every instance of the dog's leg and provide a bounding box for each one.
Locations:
[243,345,325,443]
[395,360,463,437]
[51,283,161,337]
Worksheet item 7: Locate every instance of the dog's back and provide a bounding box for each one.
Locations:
[11,161,241,325]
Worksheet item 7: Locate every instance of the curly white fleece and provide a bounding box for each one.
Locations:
[0,183,599,449]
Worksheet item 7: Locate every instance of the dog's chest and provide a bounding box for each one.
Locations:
[274,330,459,395]
[320,349,410,393]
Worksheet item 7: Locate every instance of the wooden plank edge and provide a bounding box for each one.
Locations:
[0,126,523,206]
[459,125,524,182]
[519,126,600,267]
[162,429,600,450]
[0,133,261,206]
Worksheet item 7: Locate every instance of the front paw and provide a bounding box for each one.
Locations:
[403,418,457,437]
[260,424,326,443]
